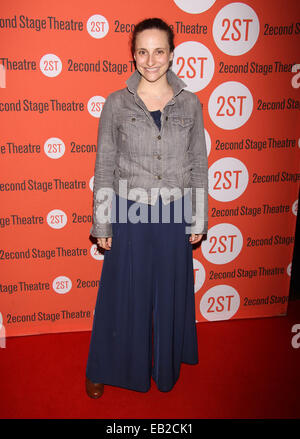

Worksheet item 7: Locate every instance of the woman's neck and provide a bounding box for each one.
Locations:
[136,71,174,112]
[137,73,172,98]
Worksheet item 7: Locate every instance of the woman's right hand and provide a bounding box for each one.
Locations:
[97,237,112,250]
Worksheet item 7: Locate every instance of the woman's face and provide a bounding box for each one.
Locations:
[134,28,174,84]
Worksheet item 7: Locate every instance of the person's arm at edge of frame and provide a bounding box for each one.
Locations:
[188,95,208,245]
[90,94,117,250]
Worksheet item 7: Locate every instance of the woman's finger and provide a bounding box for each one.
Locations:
[189,234,203,244]
[97,237,112,250]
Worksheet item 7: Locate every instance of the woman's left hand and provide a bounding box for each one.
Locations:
[189,233,203,244]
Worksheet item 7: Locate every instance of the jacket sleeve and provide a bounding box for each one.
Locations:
[188,96,208,235]
[90,94,117,238]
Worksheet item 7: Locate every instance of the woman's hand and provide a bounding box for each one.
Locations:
[97,237,112,250]
[189,233,203,244]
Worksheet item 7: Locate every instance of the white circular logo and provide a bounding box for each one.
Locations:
[87,96,106,118]
[90,244,104,261]
[44,137,65,159]
[292,199,298,216]
[174,0,216,14]
[173,41,215,92]
[47,209,68,230]
[213,2,260,56]
[0,312,3,331]
[193,258,205,293]
[86,14,109,39]
[201,223,243,264]
[52,276,72,294]
[200,284,240,321]
[89,176,94,192]
[287,262,292,277]
[40,54,62,77]
[204,129,211,157]
[209,157,249,202]
[208,81,253,129]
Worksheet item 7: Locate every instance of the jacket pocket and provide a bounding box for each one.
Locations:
[117,114,148,157]
[118,114,147,133]
[167,116,194,156]
[168,116,194,128]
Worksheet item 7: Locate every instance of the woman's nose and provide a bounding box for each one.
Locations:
[146,53,155,66]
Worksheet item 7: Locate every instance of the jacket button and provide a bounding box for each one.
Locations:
[131,117,136,122]
[157,175,162,180]
[157,135,161,140]
[157,154,161,160]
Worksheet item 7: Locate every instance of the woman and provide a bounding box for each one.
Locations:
[86,18,208,398]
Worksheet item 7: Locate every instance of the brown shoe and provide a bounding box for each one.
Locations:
[85,377,104,399]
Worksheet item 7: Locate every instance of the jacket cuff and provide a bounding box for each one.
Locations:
[190,221,208,235]
[90,223,112,238]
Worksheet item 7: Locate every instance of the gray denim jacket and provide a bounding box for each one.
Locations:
[90,68,208,238]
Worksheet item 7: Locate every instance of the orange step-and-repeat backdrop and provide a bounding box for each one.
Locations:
[0,0,299,338]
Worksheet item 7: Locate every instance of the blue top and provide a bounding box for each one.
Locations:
[150,110,161,131]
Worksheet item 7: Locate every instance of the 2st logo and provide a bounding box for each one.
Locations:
[209,81,253,129]
[200,285,240,321]
[173,41,215,92]
[87,96,106,118]
[209,157,249,202]
[201,223,243,264]
[44,137,65,159]
[86,15,109,39]
[52,276,72,294]
[213,2,260,56]
[40,54,62,77]
[47,209,68,229]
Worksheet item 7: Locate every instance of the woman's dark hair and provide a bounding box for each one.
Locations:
[130,18,175,58]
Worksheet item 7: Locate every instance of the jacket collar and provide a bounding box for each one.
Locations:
[126,68,187,98]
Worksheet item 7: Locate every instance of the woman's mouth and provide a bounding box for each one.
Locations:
[144,67,160,72]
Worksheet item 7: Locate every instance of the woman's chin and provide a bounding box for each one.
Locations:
[139,70,167,83]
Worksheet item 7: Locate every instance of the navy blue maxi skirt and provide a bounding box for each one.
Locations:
[86,192,199,392]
